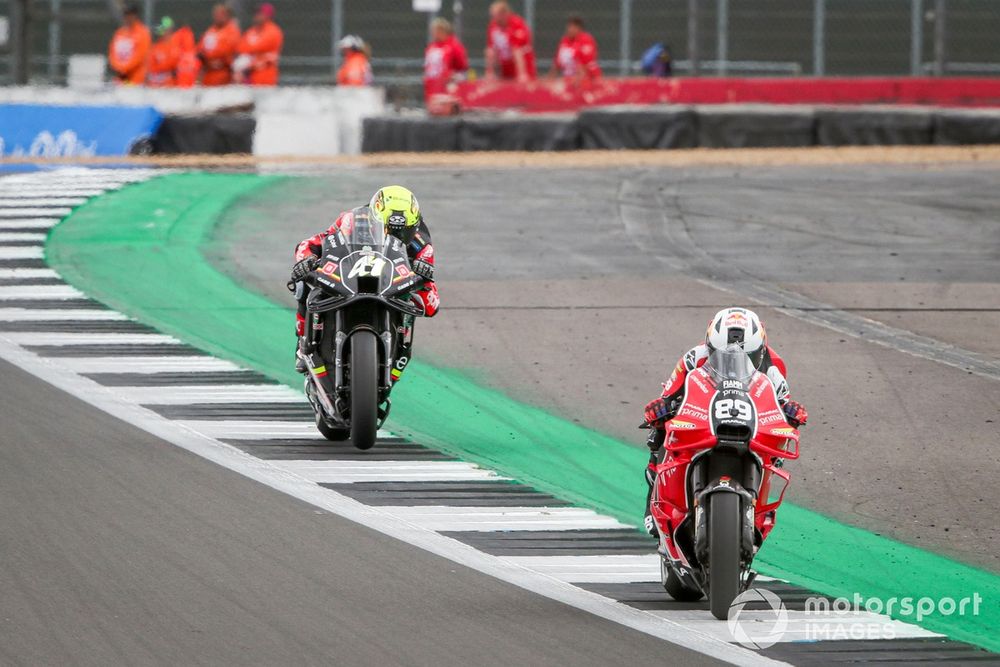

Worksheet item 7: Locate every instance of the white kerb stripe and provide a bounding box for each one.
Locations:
[0,208,72,218]
[0,188,108,198]
[381,506,630,531]
[0,233,47,242]
[0,248,44,260]
[125,385,306,404]
[177,420,395,441]
[0,268,60,279]
[0,285,83,300]
[503,555,661,583]
[2,332,180,346]
[2,181,117,189]
[272,460,505,484]
[60,356,244,373]
[0,308,127,322]
[0,197,87,207]
[0,218,61,230]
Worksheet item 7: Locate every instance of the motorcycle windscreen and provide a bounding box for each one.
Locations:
[704,344,756,383]
[316,221,419,297]
[342,210,386,248]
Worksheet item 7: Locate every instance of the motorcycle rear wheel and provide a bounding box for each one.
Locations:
[708,492,742,620]
[349,331,379,451]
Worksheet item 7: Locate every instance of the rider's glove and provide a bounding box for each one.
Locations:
[412,259,434,281]
[644,397,672,425]
[290,255,318,283]
[782,400,808,427]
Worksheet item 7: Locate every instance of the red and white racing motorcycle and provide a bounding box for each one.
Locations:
[646,344,800,619]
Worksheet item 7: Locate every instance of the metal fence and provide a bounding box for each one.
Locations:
[2,0,1000,86]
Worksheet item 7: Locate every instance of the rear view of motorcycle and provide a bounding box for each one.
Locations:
[646,344,801,619]
[294,211,427,450]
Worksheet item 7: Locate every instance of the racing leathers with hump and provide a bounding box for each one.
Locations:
[290,185,439,382]
[642,307,808,535]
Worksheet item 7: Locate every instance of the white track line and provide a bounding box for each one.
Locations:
[272,460,507,483]
[0,247,44,260]
[382,506,632,531]
[0,308,127,322]
[0,218,61,230]
[651,608,940,643]
[3,332,179,346]
[125,385,306,404]
[60,356,244,373]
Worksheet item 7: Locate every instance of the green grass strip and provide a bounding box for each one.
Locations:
[47,172,1000,652]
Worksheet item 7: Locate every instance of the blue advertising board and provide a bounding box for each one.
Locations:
[0,104,163,158]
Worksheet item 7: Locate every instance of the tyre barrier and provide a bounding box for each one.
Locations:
[151,113,256,155]
[579,107,696,150]
[815,107,934,146]
[361,105,1000,153]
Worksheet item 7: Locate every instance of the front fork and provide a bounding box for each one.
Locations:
[694,484,756,568]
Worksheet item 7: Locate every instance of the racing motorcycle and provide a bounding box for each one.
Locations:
[644,344,800,619]
[294,211,427,450]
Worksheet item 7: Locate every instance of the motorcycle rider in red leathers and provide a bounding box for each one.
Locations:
[642,307,808,535]
[289,185,439,379]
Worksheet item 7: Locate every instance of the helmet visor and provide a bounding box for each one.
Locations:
[385,210,417,244]
[705,343,757,383]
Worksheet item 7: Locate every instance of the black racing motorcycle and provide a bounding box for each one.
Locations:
[294,212,426,450]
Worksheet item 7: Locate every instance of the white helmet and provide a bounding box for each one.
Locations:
[338,34,364,52]
[706,307,766,368]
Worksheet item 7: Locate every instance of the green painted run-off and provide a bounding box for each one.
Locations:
[46,172,1000,652]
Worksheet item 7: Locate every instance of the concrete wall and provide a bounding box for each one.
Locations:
[0,85,386,155]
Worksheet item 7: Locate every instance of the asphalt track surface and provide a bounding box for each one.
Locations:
[223,164,1000,573]
[0,356,724,666]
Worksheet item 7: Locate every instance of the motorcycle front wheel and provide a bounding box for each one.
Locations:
[708,492,742,620]
[349,331,379,451]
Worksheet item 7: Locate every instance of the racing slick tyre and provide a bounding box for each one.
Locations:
[708,492,742,620]
[349,331,379,451]
[316,414,350,441]
[662,561,703,602]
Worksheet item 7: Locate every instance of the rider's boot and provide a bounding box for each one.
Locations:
[644,428,666,537]
[644,464,658,537]
[295,336,309,374]
[389,315,415,385]
[294,286,309,374]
